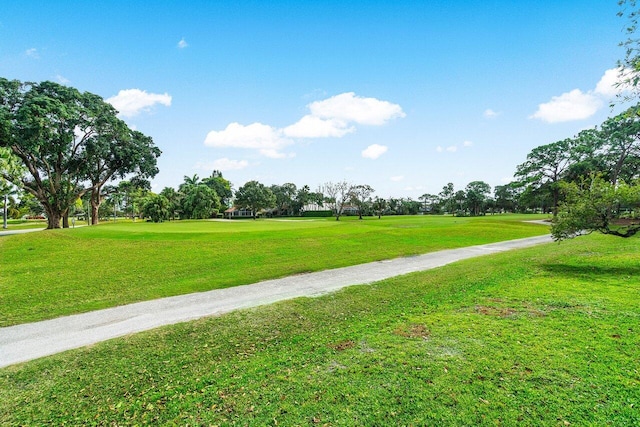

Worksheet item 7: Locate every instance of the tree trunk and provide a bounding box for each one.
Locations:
[552,188,559,217]
[91,189,101,225]
[46,209,62,229]
[62,213,70,228]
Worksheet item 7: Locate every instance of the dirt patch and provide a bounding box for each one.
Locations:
[394,323,431,339]
[474,303,546,318]
[475,305,518,317]
[329,340,355,351]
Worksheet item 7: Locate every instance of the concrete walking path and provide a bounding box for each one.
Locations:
[0,234,553,368]
[0,228,46,236]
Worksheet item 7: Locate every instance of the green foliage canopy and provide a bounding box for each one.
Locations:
[0,79,160,229]
[234,180,276,219]
[552,175,640,240]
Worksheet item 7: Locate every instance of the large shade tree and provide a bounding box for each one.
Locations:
[515,138,575,216]
[465,181,491,216]
[270,182,297,216]
[0,79,160,229]
[234,180,276,219]
[85,125,160,225]
[597,106,640,184]
[617,0,640,102]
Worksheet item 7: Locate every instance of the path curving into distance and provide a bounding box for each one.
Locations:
[0,234,553,368]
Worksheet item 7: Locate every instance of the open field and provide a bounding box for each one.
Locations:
[0,215,549,326]
[0,232,638,425]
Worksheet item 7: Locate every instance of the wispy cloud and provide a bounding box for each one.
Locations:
[55,75,70,84]
[177,38,188,49]
[390,175,404,182]
[25,48,39,58]
[436,141,472,153]
[483,108,500,119]
[106,89,172,118]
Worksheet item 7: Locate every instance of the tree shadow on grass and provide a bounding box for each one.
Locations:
[541,263,640,280]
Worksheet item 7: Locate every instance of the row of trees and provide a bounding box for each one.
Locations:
[509,103,640,238]
[137,178,529,223]
[513,104,640,215]
[141,172,232,222]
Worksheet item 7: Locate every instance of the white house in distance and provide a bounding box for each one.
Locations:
[223,207,254,219]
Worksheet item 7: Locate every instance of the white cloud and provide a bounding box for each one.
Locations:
[483,108,500,119]
[446,145,458,152]
[594,67,633,98]
[283,115,353,138]
[178,38,188,49]
[106,89,172,118]
[463,140,473,147]
[204,122,293,159]
[529,89,601,123]
[309,92,405,126]
[205,92,404,158]
[436,146,443,153]
[214,158,249,171]
[390,175,404,182]
[282,92,404,138]
[530,68,633,123]
[362,144,388,159]
[25,48,38,58]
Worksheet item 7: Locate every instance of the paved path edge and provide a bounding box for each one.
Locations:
[0,234,553,368]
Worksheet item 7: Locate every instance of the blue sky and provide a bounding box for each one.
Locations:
[0,1,633,198]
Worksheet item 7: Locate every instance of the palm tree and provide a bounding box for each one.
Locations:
[180,174,200,192]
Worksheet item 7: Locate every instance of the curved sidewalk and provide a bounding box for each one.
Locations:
[0,235,553,368]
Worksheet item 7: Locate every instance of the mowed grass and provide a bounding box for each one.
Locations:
[0,215,549,326]
[0,219,47,230]
[1,233,638,425]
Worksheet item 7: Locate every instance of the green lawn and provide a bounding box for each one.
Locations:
[0,219,47,230]
[1,232,637,425]
[0,215,549,326]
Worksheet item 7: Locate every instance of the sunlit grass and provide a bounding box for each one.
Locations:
[0,215,549,326]
[0,219,47,230]
[1,233,637,425]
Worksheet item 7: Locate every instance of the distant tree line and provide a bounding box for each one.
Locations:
[2,78,639,238]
